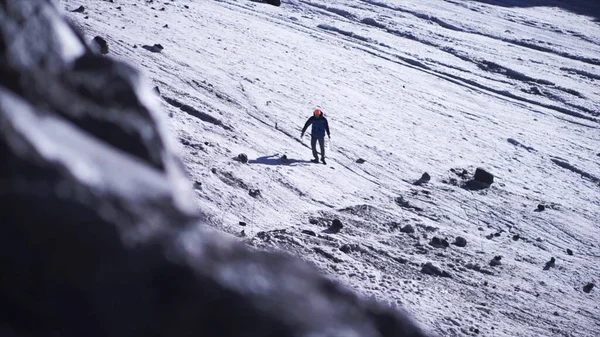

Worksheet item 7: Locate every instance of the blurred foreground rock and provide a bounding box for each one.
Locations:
[0,1,429,337]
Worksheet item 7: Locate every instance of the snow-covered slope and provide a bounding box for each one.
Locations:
[63,0,599,336]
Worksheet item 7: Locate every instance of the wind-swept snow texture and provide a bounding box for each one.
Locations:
[64,0,599,336]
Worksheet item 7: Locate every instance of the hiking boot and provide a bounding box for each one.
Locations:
[311,158,319,163]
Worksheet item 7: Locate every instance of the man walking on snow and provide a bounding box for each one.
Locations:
[301,108,330,164]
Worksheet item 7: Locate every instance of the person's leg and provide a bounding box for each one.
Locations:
[318,137,325,160]
[311,137,318,160]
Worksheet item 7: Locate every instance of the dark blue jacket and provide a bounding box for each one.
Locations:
[301,115,330,139]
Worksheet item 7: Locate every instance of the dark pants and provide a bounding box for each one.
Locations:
[311,137,325,160]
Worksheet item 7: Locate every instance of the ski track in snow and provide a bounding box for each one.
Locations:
[64,0,599,336]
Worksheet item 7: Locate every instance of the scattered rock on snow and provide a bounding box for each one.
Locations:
[476,168,494,183]
[237,153,248,163]
[489,256,502,267]
[453,236,467,247]
[309,218,319,225]
[583,283,595,293]
[356,158,366,164]
[512,234,520,241]
[414,172,431,186]
[324,219,344,234]
[264,0,282,6]
[153,86,161,95]
[566,249,573,255]
[421,262,452,278]
[535,204,546,212]
[553,311,560,316]
[400,224,415,234]
[70,5,85,13]
[543,257,555,270]
[248,189,261,198]
[239,221,247,227]
[91,36,109,54]
[142,44,164,53]
[302,230,316,236]
[429,237,449,249]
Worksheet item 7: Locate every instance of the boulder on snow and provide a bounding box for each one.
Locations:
[453,236,467,247]
[428,237,449,249]
[70,5,85,13]
[566,249,573,255]
[248,189,261,198]
[0,2,431,336]
[142,43,164,53]
[91,36,109,54]
[474,168,494,185]
[583,283,595,293]
[489,256,502,267]
[535,204,546,212]
[543,257,556,270]
[237,153,249,163]
[324,219,344,234]
[356,158,366,164]
[400,224,415,234]
[421,262,451,278]
[302,230,316,236]
[413,172,431,186]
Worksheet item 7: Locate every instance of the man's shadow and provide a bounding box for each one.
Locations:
[248,154,310,166]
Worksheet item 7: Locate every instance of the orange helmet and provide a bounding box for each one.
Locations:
[313,108,322,116]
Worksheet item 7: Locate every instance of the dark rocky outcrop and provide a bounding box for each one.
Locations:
[421,262,452,278]
[453,236,467,247]
[0,1,429,337]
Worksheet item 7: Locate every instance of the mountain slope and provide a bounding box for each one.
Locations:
[64,1,600,336]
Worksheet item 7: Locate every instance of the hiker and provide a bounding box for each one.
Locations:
[301,108,330,164]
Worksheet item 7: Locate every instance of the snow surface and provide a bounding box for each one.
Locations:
[63,0,599,336]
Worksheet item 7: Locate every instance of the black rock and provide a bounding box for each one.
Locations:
[429,237,449,249]
[583,283,595,293]
[237,153,248,164]
[566,249,573,255]
[543,257,555,270]
[400,224,415,234]
[553,311,560,316]
[512,234,520,241]
[356,158,366,164]
[248,189,261,198]
[324,219,343,234]
[339,244,351,253]
[92,36,109,54]
[71,5,85,13]
[490,256,502,267]
[163,24,169,28]
[421,262,452,278]
[301,230,316,236]
[474,168,494,185]
[281,154,288,161]
[142,44,164,53]
[536,204,545,212]
[265,0,282,6]
[0,2,431,337]
[486,234,494,240]
[453,236,467,247]
[239,221,247,227]
[153,86,161,95]
[414,172,431,185]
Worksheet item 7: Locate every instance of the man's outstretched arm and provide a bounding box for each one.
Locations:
[301,117,313,135]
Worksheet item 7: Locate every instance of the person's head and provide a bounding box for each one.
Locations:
[313,108,322,118]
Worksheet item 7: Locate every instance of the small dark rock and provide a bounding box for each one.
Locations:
[494,232,501,237]
[237,153,248,164]
[153,86,160,95]
[248,189,261,198]
[116,6,122,10]
[71,5,85,13]
[421,262,451,278]
[535,204,545,212]
[193,181,202,189]
[92,36,109,54]
[512,234,520,241]
[566,249,573,255]
[489,256,502,267]
[280,154,288,161]
[414,172,431,185]
[211,168,217,174]
[469,327,480,334]
[536,237,543,242]
[302,230,316,237]
[543,257,555,270]
[240,230,246,237]
[339,244,351,253]
[309,218,318,225]
[142,44,164,53]
[324,219,343,234]
[400,224,415,234]
[583,283,594,293]
[163,24,169,28]
[265,0,282,6]
[184,5,190,9]
[474,167,494,185]
[356,158,366,164]
[553,311,560,316]
[239,221,247,227]
[453,236,467,247]
[429,237,449,249]
[485,234,494,240]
